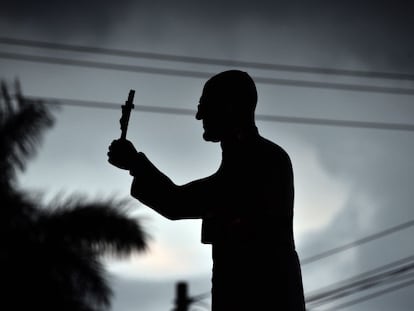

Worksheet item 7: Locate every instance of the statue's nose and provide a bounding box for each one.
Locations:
[196,105,203,120]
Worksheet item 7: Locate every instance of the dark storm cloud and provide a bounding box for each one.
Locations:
[296,128,414,310]
[0,0,136,39]
[2,2,413,309]
[1,0,414,71]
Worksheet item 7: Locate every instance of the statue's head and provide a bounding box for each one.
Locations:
[196,70,257,142]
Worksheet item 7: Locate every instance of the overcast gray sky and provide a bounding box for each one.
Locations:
[1,1,414,310]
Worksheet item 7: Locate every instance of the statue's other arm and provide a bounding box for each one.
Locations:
[130,153,212,220]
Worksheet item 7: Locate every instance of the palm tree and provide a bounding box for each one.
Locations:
[0,80,148,311]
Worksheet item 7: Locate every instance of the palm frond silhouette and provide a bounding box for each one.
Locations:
[0,80,148,311]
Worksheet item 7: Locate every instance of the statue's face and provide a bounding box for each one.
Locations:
[196,71,257,142]
[196,89,230,142]
[196,82,236,142]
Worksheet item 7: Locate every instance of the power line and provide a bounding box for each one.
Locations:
[1,36,414,81]
[256,114,414,132]
[301,219,414,265]
[317,271,414,309]
[307,255,414,298]
[2,51,414,96]
[26,96,414,132]
[0,51,210,79]
[305,255,414,310]
[306,255,414,305]
[314,271,414,311]
[322,278,414,311]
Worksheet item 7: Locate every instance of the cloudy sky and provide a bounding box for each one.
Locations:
[1,1,414,310]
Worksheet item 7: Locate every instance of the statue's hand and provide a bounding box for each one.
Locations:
[107,139,138,170]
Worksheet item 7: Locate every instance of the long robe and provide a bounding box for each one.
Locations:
[129,129,305,310]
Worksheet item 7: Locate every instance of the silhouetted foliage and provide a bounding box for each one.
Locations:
[0,80,54,188]
[0,80,148,311]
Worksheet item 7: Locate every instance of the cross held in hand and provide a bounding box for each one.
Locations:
[120,89,135,140]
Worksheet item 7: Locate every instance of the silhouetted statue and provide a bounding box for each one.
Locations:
[108,70,306,310]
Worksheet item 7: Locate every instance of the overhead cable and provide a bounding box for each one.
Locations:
[301,219,414,265]
[305,255,414,310]
[1,36,414,81]
[2,51,414,95]
[24,96,414,132]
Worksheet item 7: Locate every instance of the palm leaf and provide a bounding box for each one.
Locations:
[3,226,111,311]
[0,190,109,311]
[39,196,149,257]
[0,80,149,310]
[0,81,54,184]
[0,187,39,234]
